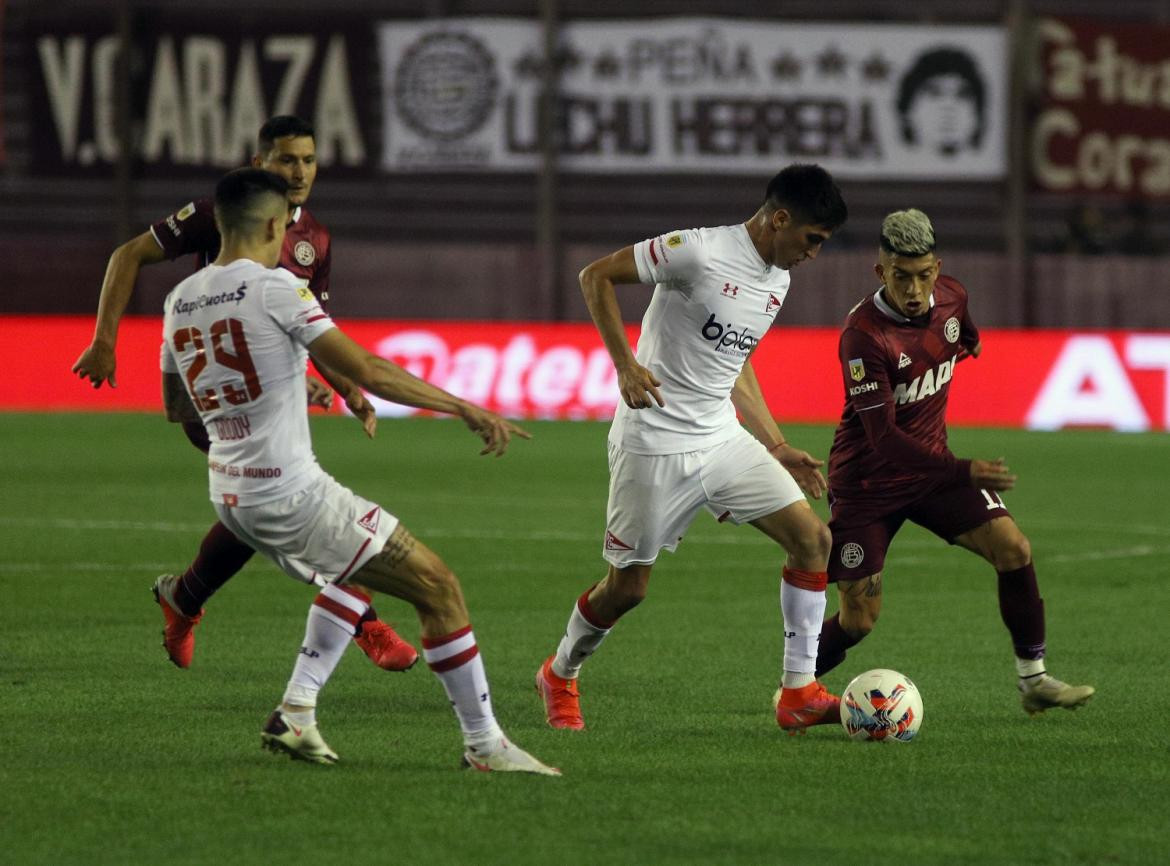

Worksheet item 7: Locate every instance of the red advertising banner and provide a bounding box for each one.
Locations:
[7,316,1170,431]
[1031,17,1170,197]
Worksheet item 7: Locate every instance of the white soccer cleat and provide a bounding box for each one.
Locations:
[261,710,339,764]
[1019,675,1095,716]
[461,736,561,776]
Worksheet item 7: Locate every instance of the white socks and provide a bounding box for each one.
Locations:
[780,567,829,689]
[422,625,502,748]
[1016,656,1046,679]
[282,585,368,710]
[552,592,612,680]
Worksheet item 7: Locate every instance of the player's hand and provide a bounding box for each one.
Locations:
[305,375,334,409]
[71,342,117,388]
[617,363,664,409]
[459,404,531,457]
[772,444,828,500]
[957,341,982,362]
[969,457,1015,491]
[345,390,377,439]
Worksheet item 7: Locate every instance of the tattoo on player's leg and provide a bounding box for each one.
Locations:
[381,524,417,568]
[843,574,882,599]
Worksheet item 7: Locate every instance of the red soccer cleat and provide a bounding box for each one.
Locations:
[152,574,203,669]
[776,681,841,734]
[354,619,419,672]
[535,656,585,730]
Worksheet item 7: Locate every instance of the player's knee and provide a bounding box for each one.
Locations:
[792,520,832,567]
[994,532,1031,571]
[608,566,650,614]
[840,605,878,639]
[414,559,464,616]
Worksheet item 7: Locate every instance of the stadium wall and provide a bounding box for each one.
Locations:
[12,315,1169,432]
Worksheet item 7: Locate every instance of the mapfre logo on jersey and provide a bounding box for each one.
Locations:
[294,241,316,266]
[357,507,380,534]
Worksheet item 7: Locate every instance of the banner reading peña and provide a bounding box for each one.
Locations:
[378,17,1007,178]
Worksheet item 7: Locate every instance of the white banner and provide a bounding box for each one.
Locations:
[378,18,1006,178]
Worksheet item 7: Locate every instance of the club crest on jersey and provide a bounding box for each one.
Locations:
[840,542,865,568]
[721,282,739,298]
[944,316,960,343]
[849,358,866,381]
[357,507,380,534]
[766,293,782,314]
[605,530,633,551]
[898,352,913,369]
[294,241,316,266]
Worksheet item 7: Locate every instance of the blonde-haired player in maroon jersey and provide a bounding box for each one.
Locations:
[71,116,417,675]
[786,208,1093,716]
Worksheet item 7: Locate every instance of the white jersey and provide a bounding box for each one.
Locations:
[611,224,792,455]
[160,259,336,506]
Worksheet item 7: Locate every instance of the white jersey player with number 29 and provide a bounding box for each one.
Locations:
[534,164,852,735]
[159,167,559,776]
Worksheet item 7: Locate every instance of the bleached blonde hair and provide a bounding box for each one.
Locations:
[880,208,936,256]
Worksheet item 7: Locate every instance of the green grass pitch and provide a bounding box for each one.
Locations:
[3,413,1167,865]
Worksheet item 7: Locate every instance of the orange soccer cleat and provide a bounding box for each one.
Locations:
[776,681,841,734]
[354,619,419,672]
[535,656,585,730]
[152,574,204,669]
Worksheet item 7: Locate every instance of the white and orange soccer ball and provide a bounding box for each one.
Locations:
[840,668,924,742]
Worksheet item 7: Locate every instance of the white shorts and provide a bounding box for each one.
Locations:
[602,426,805,568]
[214,473,399,586]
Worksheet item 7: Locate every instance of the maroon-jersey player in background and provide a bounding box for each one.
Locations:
[785,208,1093,716]
[72,116,418,673]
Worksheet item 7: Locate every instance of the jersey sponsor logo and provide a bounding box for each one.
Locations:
[604,530,633,551]
[898,352,913,369]
[840,542,865,568]
[171,284,247,316]
[892,355,958,405]
[177,202,196,221]
[766,293,782,314]
[721,282,739,298]
[294,241,316,266]
[849,358,866,381]
[165,214,182,236]
[849,381,878,396]
[701,313,758,356]
[357,506,380,534]
[296,286,315,303]
[944,317,961,343]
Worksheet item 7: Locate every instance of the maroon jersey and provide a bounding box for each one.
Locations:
[149,199,333,310]
[828,275,981,502]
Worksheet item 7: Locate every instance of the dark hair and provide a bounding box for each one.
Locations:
[214,168,290,234]
[762,164,848,230]
[257,115,316,153]
[896,48,986,147]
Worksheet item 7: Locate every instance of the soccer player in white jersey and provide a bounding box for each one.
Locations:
[160,168,558,774]
[534,164,850,733]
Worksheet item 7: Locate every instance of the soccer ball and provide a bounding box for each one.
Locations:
[840,668,923,742]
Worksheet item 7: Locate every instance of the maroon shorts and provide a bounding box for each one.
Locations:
[827,481,1011,583]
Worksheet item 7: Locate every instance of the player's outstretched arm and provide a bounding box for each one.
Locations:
[311,359,376,438]
[307,328,529,456]
[72,231,167,388]
[731,361,827,499]
[579,246,663,409]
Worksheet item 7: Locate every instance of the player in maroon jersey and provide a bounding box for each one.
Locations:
[71,116,418,674]
[803,208,1094,716]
